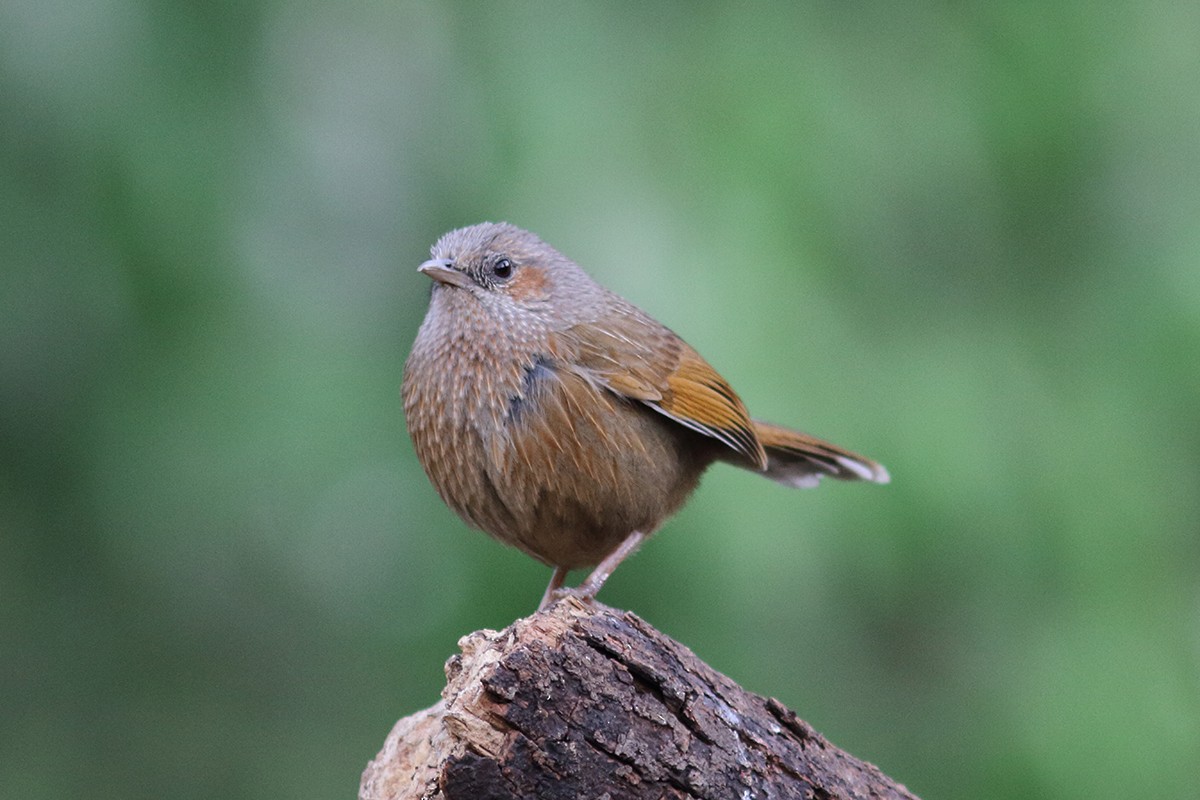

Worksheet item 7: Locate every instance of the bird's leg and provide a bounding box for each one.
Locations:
[538,566,570,611]
[552,530,650,609]
[576,530,646,599]
[539,531,648,610]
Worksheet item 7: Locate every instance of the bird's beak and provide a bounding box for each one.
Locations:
[418,258,472,288]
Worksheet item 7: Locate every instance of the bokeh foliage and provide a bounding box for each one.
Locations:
[2,2,1198,798]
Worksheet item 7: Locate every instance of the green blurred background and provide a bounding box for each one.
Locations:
[3,2,1198,798]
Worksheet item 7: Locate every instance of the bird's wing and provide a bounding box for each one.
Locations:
[554,303,767,470]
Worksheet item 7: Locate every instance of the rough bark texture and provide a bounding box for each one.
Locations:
[361,597,919,800]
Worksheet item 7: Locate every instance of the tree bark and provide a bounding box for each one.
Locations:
[361,597,919,800]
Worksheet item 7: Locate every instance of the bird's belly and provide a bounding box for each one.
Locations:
[405,344,714,570]
[484,380,708,570]
[503,404,702,568]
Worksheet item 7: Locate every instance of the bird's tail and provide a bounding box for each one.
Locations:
[740,420,890,488]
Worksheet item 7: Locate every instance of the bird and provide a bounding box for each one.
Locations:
[402,222,888,610]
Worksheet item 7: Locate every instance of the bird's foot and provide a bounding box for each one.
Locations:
[538,584,600,611]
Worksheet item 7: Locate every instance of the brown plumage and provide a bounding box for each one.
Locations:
[402,222,888,608]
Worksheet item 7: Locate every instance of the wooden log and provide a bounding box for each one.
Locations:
[361,597,919,800]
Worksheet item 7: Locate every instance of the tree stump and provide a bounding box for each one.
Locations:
[361,597,918,800]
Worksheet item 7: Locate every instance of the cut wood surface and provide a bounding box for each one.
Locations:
[361,597,919,800]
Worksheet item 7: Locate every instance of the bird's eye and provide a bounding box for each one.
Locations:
[491,258,514,280]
